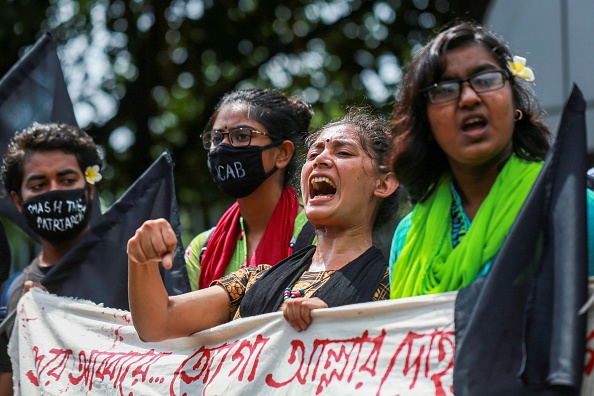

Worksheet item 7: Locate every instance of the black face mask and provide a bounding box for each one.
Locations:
[21,187,92,246]
[207,142,281,198]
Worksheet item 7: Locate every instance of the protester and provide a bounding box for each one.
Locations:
[388,21,594,299]
[128,107,399,339]
[184,89,315,291]
[0,122,102,393]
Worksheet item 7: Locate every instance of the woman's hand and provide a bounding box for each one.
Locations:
[282,297,328,332]
[127,218,177,269]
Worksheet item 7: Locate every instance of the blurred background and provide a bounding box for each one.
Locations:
[0,0,592,271]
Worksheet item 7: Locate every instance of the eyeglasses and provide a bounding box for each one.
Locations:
[422,70,508,104]
[201,127,277,150]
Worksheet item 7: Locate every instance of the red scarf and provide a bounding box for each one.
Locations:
[198,185,300,289]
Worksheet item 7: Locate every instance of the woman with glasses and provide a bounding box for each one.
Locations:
[127,108,399,337]
[184,89,314,290]
[388,21,594,298]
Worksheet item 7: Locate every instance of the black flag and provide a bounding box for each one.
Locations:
[454,85,589,394]
[0,33,84,240]
[40,151,191,310]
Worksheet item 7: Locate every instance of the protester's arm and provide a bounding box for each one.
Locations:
[281,297,328,332]
[0,332,12,394]
[128,219,230,342]
[0,372,11,396]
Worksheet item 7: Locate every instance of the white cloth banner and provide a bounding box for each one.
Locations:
[9,287,594,395]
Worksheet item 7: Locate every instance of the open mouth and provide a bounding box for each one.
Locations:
[462,116,487,132]
[310,176,336,199]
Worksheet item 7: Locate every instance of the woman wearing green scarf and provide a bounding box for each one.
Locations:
[389,22,594,298]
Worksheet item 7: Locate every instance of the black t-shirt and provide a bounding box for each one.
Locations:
[6,258,50,323]
[1,258,50,373]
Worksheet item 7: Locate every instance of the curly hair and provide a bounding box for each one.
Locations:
[391,21,551,203]
[206,88,314,187]
[2,122,102,195]
[307,107,399,230]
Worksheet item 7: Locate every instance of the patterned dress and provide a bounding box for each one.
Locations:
[214,264,390,321]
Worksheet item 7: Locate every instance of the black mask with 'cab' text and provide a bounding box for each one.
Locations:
[207,142,280,199]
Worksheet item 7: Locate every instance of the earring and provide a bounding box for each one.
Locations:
[515,109,523,121]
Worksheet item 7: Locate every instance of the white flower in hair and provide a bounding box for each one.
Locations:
[507,56,535,82]
[85,165,102,184]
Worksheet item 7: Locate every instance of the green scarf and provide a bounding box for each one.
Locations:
[390,155,543,299]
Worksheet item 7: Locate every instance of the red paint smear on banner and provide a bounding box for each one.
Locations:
[585,329,594,375]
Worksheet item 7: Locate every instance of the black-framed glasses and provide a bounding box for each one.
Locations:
[422,70,508,104]
[201,127,278,150]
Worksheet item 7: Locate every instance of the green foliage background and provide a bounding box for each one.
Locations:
[0,0,488,267]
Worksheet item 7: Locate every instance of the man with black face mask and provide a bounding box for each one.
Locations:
[0,122,102,394]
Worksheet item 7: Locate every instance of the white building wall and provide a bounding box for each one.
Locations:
[485,0,594,153]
